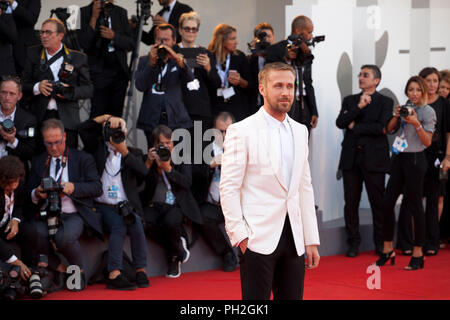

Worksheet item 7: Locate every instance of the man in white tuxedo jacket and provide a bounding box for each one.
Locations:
[220,62,320,300]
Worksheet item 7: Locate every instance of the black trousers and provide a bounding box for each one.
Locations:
[89,75,129,119]
[239,215,305,300]
[397,158,441,252]
[382,152,427,247]
[196,202,233,256]
[143,202,184,260]
[342,151,385,250]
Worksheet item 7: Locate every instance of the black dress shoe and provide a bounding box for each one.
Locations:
[135,271,150,288]
[106,274,137,291]
[346,247,358,257]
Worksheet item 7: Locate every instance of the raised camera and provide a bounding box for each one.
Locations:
[1,118,14,133]
[156,144,171,162]
[399,102,415,118]
[103,121,126,144]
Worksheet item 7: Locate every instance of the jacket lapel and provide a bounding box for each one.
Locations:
[287,116,303,195]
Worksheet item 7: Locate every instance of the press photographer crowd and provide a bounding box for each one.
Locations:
[0,0,449,300]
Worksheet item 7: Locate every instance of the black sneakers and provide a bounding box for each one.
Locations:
[166,256,181,278]
[106,274,137,291]
[135,271,150,288]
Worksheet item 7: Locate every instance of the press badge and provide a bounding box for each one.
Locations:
[165,190,176,205]
[107,185,119,199]
[391,136,408,154]
[212,169,220,182]
[187,79,200,91]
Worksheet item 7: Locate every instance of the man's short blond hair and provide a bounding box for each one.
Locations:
[258,62,296,86]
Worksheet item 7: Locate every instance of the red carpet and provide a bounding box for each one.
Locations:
[44,247,450,300]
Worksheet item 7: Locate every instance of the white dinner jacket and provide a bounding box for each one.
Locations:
[220,107,320,256]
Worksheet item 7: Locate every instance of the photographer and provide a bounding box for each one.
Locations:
[9,0,41,76]
[25,119,103,291]
[336,65,393,257]
[78,114,149,290]
[136,23,193,149]
[0,155,31,283]
[141,0,193,45]
[22,18,93,149]
[0,0,18,77]
[79,0,135,118]
[376,76,436,271]
[141,125,203,278]
[265,15,319,133]
[247,22,275,114]
[0,76,37,167]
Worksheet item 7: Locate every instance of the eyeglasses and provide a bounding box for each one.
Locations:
[44,137,64,147]
[182,27,199,33]
[40,30,57,36]
[358,72,372,78]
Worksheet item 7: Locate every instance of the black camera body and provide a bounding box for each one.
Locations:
[102,0,114,15]
[156,43,169,65]
[117,200,136,226]
[50,7,71,22]
[48,80,73,99]
[1,118,14,134]
[286,34,325,65]
[40,177,64,218]
[156,144,171,162]
[103,121,126,144]
[2,265,27,301]
[16,127,36,139]
[0,1,10,12]
[249,30,271,55]
[399,102,415,118]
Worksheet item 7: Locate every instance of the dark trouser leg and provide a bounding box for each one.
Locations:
[29,219,61,270]
[89,85,109,119]
[127,216,148,270]
[108,78,128,118]
[342,167,363,248]
[100,205,127,272]
[362,169,386,250]
[383,155,405,242]
[65,129,78,149]
[55,213,84,270]
[144,130,155,150]
[198,203,232,256]
[396,199,414,251]
[240,248,275,300]
[423,172,441,252]
[272,217,305,300]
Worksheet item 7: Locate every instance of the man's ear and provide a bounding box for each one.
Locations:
[259,83,265,97]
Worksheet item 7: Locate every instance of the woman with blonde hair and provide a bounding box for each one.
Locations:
[208,24,252,121]
[376,76,436,270]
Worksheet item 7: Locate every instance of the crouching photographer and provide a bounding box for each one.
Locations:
[78,114,149,290]
[141,125,203,278]
[376,76,436,271]
[25,119,103,292]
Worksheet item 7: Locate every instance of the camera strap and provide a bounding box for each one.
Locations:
[42,148,68,184]
[161,171,176,205]
[216,53,230,88]
[39,45,69,73]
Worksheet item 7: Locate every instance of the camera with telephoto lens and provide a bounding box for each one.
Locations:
[48,80,73,99]
[40,177,63,239]
[248,30,271,55]
[103,121,126,144]
[117,200,136,226]
[399,101,415,118]
[0,1,9,12]
[29,255,53,299]
[156,42,169,66]
[156,144,171,162]
[286,34,325,65]
[1,118,14,133]
[2,265,27,301]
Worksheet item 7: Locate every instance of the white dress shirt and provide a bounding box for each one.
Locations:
[96,146,128,204]
[262,108,294,188]
[32,44,64,111]
[32,156,78,214]
[206,141,223,204]
[0,107,19,158]
[161,0,177,21]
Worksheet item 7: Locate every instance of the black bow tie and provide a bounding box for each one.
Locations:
[162,5,170,12]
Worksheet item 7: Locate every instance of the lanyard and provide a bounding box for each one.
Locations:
[216,53,230,88]
[161,171,172,192]
[157,63,168,84]
[400,120,406,139]
[43,148,68,184]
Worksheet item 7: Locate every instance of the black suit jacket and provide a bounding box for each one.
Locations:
[0,11,18,76]
[265,40,319,122]
[12,0,41,75]
[79,3,135,82]
[4,106,37,163]
[0,239,15,262]
[26,148,104,239]
[22,45,93,130]
[142,1,193,45]
[78,119,148,218]
[141,162,203,225]
[0,180,25,224]
[336,91,393,172]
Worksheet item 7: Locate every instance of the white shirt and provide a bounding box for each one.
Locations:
[31,156,78,214]
[262,108,294,188]
[32,44,64,111]
[161,0,177,22]
[96,146,128,204]
[0,107,19,158]
[1,192,15,228]
[206,141,223,204]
